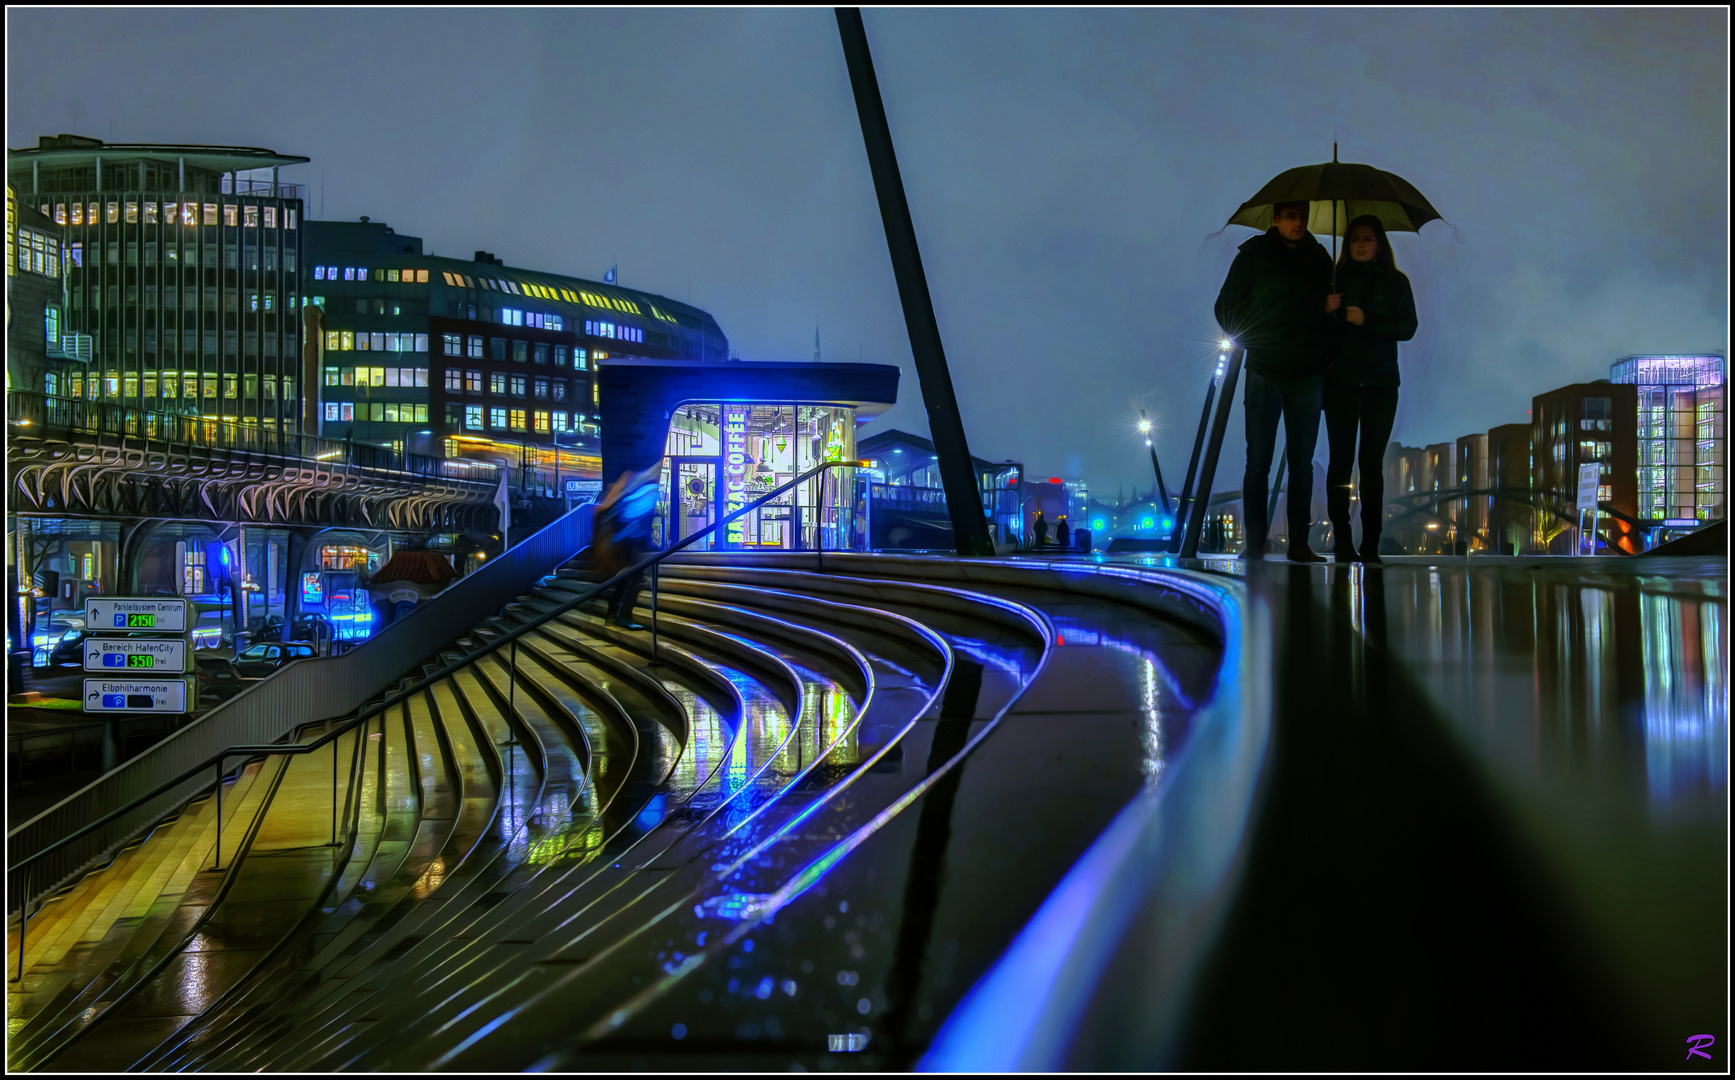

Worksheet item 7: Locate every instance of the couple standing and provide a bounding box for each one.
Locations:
[1214,202,1419,563]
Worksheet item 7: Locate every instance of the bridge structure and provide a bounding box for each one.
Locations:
[7,391,501,533]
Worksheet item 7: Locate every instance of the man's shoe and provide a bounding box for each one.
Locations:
[1287,547,1327,564]
[1333,540,1357,561]
[1237,546,1265,561]
[1358,545,1384,565]
[615,619,647,631]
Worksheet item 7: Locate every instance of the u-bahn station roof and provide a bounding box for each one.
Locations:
[8,133,309,172]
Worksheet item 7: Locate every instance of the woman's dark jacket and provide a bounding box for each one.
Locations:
[1214,228,1337,380]
[1327,260,1417,387]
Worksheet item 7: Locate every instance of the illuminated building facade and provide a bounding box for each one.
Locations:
[304,218,730,531]
[1609,354,1725,533]
[6,134,309,427]
[1531,381,1640,554]
[5,189,67,394]
[857,429,1022,548]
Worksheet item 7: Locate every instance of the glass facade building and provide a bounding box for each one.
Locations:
[1609,355,1725,526]
[7,135,309,427]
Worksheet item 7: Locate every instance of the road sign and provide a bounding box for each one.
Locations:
[1575,463,1601,511]
[565,479,603,495]
[1661,518,1701,528]
[83,678,191,714]
[84,598,191,633]
[83,637,190,674]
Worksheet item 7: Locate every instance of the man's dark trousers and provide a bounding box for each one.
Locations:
[1243,369,1323,552]
[1323,382,1400,552]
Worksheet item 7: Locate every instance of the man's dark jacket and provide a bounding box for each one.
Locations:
[1325,259,1418,388]
[1214,227,1336,380]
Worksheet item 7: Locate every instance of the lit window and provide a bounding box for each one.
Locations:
[374,332,387,352]
[371,367,387,387]
[554,345,569,367]
[70,202,83,226]
[326,330,341,350]
[443,333,462,356]
[510,409,527,431]
[340,368,354,386]
[387,269,399,283]
[325,403,340,422]
[367,403,382,422]
[415,404,429,422]
[384,403,400,423]
[286,209,296,230]
[490,407,507,429]
[466,370,483,393]
[513,340,528,363]
[223,204,237,226]
[415,333,429,352]
[490,373,507,395]
[144,202,158,224]
[244,206,259,227]
[126,201,139,224]
[340,331,355,350]
[354,331,369,351]
[533,410,550,434]
[445,368,464,391]
[385,367,401,387]
[314,267,325,281]
[468,335,484,359]
[533,378,549,399]
[340,402,354,422]
[107,202,120,223]
[511,375,528,397]
[552,380,567,402]
[577,350,589,370]
[593,380,599,405]
[554,410,568,431]
[415,367,428,387]
[442,271,456,286]
[416,269,428,283]
[325,367,341,386]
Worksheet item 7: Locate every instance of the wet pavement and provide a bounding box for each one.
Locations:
[8,552,1722,1072]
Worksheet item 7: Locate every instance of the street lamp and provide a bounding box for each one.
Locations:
[1138,409,1172,519]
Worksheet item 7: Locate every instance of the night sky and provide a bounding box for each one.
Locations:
[8,9,1727,500]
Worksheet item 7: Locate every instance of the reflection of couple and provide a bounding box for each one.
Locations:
[1216,205,1418,563]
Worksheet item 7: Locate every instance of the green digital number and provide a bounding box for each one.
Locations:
[127,613,156,628]
[126,654,154,668]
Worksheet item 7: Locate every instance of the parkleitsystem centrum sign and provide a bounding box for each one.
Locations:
[82,598,195,714]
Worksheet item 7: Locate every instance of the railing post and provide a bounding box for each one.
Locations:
[213,756,224,870]
[14,870,26,983]
[1180,346,1246,559]
[649,562,660,666]
[331,728,339,846]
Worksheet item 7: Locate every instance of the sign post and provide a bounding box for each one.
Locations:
[1575,463,1601,555]
[82,598,195,714]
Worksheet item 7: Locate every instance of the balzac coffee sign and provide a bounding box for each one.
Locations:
[722,404,750,547]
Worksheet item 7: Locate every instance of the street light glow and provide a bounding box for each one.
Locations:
[1137,418,1151,434]
[1219,338,1233,351]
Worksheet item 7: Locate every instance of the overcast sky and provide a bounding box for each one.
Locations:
[7,8,1728,499]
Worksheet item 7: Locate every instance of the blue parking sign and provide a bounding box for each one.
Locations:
[103,694,127,708]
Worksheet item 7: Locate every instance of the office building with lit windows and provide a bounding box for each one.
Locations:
[303,217,729,523]
[1609,354,1725,536]
[7,135,309,426]
[1531,381,1640,554]
[5,189,67,393]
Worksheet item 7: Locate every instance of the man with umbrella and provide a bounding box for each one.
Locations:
[1214,201,1338,561]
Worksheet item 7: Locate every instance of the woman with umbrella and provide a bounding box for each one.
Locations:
[1325,215,1417,564]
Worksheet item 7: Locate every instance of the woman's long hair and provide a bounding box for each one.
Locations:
[1335,213,1398,279]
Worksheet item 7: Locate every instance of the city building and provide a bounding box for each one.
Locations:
[1609,354,1725,540]
[857,429,1022,548]
[1487,422,1535,555]
[1531,381,1640,554]
[303,217,730,538]
[1455,433,1491,552]
[6,189,69,393]
[7,134,309,427]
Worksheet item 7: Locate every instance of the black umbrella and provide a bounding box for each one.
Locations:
[1227,143,1444,288]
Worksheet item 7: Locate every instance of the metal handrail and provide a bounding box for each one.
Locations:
[7,459,867,892]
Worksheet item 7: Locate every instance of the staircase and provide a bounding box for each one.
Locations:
[7,549,1241,1071]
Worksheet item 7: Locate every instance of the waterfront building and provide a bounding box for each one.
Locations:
[1608,354,1725,538]
[1487,422,1535,555]
[1455,433,1491,552]
[7,134,309,427]
[303,217,730,538]
[1530,381,1640,554]
[5,190,69,393]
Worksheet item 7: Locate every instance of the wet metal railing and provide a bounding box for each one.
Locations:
[7,503,593,917]
[7,462,864,942]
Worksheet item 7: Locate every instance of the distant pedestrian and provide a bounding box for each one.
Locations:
[1033,511,1049,549]
[1323,215,1417,566]
[589,463,661,629]
[1056,515,1071,550]
[1215,201,1336,562]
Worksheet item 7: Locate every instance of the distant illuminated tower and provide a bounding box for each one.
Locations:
[1610,355,1725,526]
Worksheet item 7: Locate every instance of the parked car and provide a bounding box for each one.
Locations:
[195,654,242,704]
[286,614,334,644]
[32,611,85,666]
[231,642,318,680]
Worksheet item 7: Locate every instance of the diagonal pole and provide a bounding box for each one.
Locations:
[1181,347,1246,558]
[1168,373,1220,554]
[837,8,993,557]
